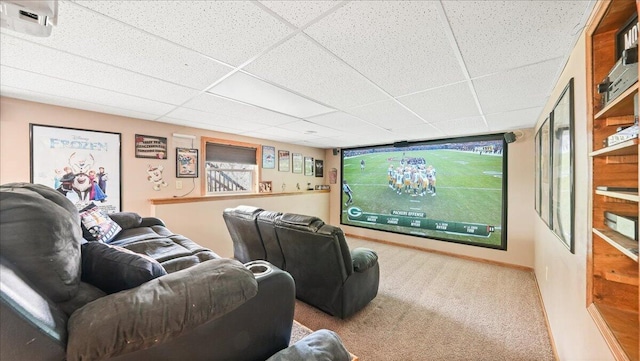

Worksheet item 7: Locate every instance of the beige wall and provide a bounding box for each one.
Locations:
[532,32,613,360]
[0,96,328,255]
[325,131,537,269]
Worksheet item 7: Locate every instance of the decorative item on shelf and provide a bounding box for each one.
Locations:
[258,181,272,194]
[282,183,286,192]
[296,183,300,191]
[306,182,313,191]
[315,185,330,190]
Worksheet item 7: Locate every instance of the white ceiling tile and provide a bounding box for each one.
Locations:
[241,126,323,142]
[347,100,425,128]
[184,93,300,126]
[473,59,559,115]
[158,117,242,135]
[305,1,466,97]
[1,66,175,116]
[259,1,339,28]
[74,0,293,66]
[430,116,489,137]
[276,120,343,138]
[245,34,388,109]
[1,85,161,121]
[3,1,233,90]
[307,111,382,133]
[0,34,200,105]
[398,82,480,123]
[209,71,334,118]
[443,1,592,77]
[163,107,273,133]
[485,107,544,132]
[387,123,447,142]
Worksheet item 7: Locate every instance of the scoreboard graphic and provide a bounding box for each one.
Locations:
[346,207,497,238]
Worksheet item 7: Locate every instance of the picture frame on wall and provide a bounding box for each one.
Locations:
[304,157,314,176]
[30,124,122,213]
[539,117,551,227]
[176,148,198,178]
[314,159,324,178]
[278,150,290,172]
[262,145,275,169]
[550,78,575,253]
[135,134,167,159]
[292,153,303,174]
[534,126,541,215]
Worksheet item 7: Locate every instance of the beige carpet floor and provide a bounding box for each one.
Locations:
[293,238,554,361]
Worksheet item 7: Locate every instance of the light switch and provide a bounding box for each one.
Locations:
[176,180,183,190]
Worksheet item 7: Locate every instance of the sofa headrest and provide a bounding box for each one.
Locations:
[0,183,82,302]
[224,205,264,220]
[256,210,282,224]
[278,213,324,232]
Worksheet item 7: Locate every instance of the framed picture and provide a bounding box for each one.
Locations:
[278,150,290,172]
[258,181,272,193]
[534,127,541,215]
[292,153,303,174]
[304,157,314,176]
[329,168,338,184]
[540,117,551,227]
[550,78,575,253]
[314,159,324,178]
[262,145,275,169]
[30,124,122,213]
[176,148,198,178]
[135,134,167,159]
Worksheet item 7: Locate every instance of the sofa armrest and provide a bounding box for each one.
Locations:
[351,248,378,272]
[140,217,166,227]
[66,259,257,361]
[266,329,351,361]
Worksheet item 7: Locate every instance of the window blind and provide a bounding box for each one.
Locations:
[206,143,257,165]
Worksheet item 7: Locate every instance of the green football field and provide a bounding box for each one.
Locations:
[341,149,505,248]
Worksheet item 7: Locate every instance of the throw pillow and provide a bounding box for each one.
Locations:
[81,242,167,294]
[79,203,122,243]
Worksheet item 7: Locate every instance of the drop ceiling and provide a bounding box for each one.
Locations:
[0,0,594,149]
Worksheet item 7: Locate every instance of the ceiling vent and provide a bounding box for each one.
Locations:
[0,0,57,37]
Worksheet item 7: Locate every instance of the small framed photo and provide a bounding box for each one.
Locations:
[176,148,198,178]
[278,150,290,172]
[135,134,167,159]
[262,145,275,169]
[292,153,303,174]
[304,157,314,176]
[314,159,324,178]
[259,181,272,193]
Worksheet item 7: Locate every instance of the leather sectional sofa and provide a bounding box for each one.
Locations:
[0,183,297,361]
[223,206,380,319]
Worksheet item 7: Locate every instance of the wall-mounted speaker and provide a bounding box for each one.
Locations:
[332,148,340,155]
[504,132,517,144]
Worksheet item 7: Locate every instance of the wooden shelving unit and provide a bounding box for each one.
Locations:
[586,1,639,360]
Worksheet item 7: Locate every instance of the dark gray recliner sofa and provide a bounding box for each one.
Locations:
[223,206,379,319]
[0,183,296,361]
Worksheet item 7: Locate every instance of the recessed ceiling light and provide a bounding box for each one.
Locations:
[304,130,317,134]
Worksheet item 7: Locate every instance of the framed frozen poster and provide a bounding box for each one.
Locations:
[30,124,122,213]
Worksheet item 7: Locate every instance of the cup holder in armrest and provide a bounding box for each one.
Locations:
[244,260,273,277]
